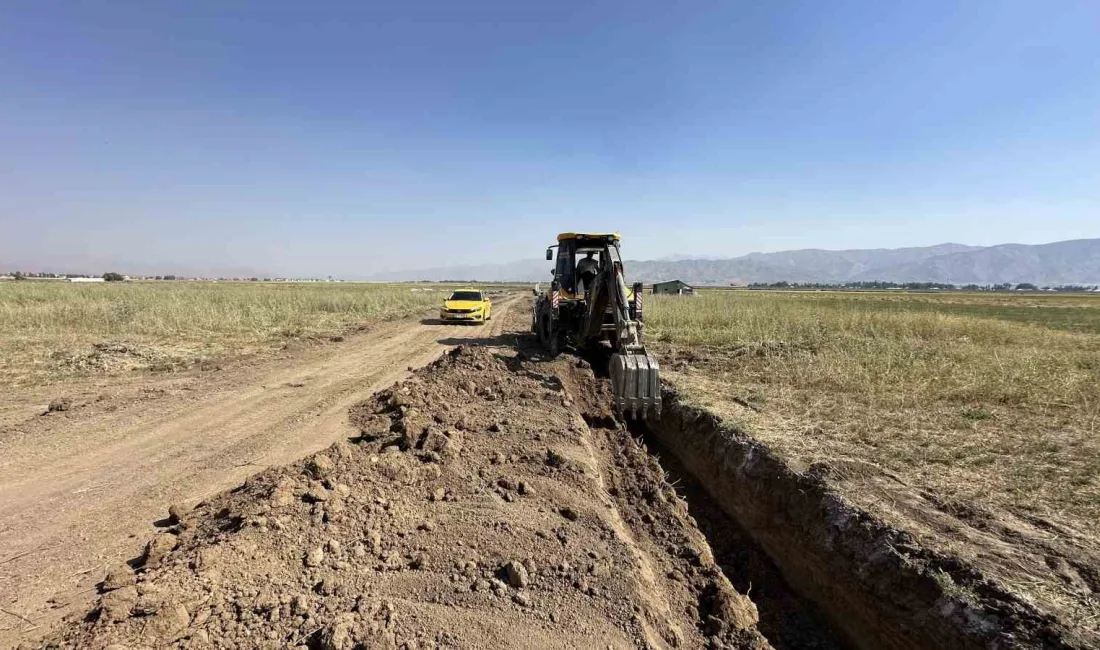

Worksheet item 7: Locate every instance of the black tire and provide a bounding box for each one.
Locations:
[537,310,549,348]
[536,306,555,355]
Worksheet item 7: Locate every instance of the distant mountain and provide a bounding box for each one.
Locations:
[737,243,982,282]
[851,239,1100,285]
[653,253,724,262]
[626,243,984,284]
[370,239,1100,285]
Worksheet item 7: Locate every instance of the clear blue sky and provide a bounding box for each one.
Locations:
[2,0,1098,277]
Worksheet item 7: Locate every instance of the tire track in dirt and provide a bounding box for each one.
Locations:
[0,298,516,647]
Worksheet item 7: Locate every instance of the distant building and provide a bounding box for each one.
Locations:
[69,277,105,283]
[652,280,694,296]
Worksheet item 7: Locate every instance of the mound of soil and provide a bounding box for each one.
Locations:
[41,345,769,649]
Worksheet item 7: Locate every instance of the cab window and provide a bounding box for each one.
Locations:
[555,240,576,293]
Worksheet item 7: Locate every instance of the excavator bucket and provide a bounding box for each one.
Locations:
[609,350,662,419]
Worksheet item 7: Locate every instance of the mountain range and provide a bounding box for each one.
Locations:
[371,239,1100,286]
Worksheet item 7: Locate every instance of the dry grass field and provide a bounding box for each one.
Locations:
[647,289,1100,635]
[0,281,455,389]
[647,290,1100,531]
[3,281,1096,646]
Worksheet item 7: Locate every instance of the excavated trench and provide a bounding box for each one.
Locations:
[558,333,1078,650]
[568,349,847,650]
[627,386,1080,650]
[626,418,850,650]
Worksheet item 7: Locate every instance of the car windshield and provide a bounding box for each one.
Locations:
[449,291,482,301]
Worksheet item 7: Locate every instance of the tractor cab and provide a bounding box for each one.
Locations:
[546,233,626,300]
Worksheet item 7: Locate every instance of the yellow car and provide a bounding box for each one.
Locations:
[439,288,492,324]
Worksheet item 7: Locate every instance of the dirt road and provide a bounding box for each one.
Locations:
[0,298,517,646]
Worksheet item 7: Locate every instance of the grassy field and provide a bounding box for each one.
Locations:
[647,290,1100,530]
[0,281,458,388]
[755,290,1100,334]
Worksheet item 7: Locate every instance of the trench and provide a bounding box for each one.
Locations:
[626,417,850,650]
[529,329,1074,650]
[628,386,1079,650]
[572,345,849,649]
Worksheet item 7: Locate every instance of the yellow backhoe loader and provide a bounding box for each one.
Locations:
[532,233,661,419]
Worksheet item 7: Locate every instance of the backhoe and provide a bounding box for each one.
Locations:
[532,233,661,419]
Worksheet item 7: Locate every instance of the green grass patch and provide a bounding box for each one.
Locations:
[959,407,995,421]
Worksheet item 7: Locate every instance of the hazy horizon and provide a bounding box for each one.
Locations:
[3,1,1100,278]
[2,237,1093,278]
[6,237,1099,281]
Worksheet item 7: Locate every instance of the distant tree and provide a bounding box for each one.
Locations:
[1015,282,1037,291]
[102,272,125,282]
[164,275,177,281]
[11,271,26,281]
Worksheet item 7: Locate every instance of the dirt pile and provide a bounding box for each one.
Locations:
[40,345,769,649]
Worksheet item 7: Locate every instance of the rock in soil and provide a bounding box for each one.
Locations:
[138,532,178,568]
[166,503,186,525]
[100,565,135,592]
[97,586,137,623]
[504,559,529,587]
[47,397,73,413]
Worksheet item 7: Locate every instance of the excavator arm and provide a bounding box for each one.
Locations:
[582,252,662,419]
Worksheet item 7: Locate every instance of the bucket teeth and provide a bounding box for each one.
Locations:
[609,351,662,420]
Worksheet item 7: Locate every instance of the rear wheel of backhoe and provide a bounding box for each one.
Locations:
[537,305,559,358]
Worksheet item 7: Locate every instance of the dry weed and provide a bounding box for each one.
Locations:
[0,282,453,388]
[648,290,1100,530]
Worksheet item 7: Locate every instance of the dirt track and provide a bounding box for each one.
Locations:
[0,298,517,647]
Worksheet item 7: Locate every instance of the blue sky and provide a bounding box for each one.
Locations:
[1,0,1098,277]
